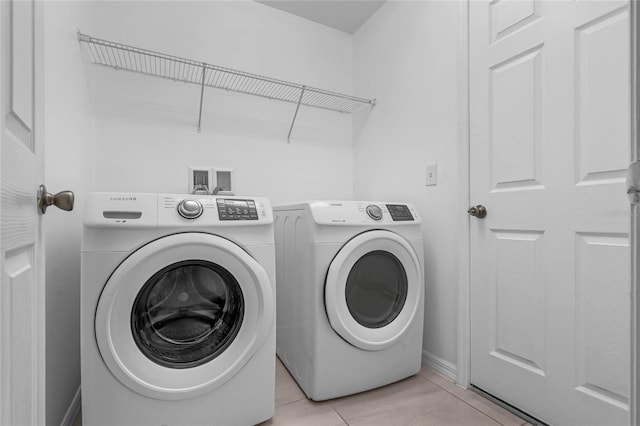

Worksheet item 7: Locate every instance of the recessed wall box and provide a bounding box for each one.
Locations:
[213,168,234,193]
[188,167,213,194]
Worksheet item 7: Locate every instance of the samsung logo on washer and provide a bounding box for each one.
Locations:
[329,203,343,207]
[110,196,137,201]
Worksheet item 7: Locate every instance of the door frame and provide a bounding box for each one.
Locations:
[630,0,639,423]
[457,2,639,425]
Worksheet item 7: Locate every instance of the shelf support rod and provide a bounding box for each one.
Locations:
[287,86,306,143]
[197,62,207,133]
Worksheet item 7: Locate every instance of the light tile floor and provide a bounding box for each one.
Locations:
[260,357,533,426]
[75,358,533,426]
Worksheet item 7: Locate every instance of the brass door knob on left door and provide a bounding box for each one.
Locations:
[467,205,487,219]
[37,184,74,214]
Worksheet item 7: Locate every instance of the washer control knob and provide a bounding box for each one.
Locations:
[366,204,383,221]
[177,199,203,219]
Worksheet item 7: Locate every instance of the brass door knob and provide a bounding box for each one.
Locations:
[468,205,487,219]
[37,184,74,214]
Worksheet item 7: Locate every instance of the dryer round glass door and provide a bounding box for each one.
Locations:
[345,250,408,329]
[325,230,422,351]
[95,232,274,400]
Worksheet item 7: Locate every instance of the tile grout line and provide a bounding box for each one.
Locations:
[331,406,350,426]
[277,363,528,426]
[418,373,512,426]
[275,396,308,409]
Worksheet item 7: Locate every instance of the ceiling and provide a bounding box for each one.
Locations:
[255,1,386,34]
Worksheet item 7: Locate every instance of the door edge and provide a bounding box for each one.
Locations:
[456,0,471,389]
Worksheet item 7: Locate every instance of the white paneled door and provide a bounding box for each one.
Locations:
[470,1,631,425]
[1,1,46,425]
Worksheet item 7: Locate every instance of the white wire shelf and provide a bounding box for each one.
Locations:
[78,32,375,140]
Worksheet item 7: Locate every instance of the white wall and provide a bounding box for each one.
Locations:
[353,1,461,369]
[42,1,464,421]
[81,1,355,203]
[43,2,96,425]
[42,2,355,422]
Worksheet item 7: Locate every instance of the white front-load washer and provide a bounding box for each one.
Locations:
[274,201,424,401]
[81,193,275,426]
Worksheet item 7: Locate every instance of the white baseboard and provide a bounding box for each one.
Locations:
[422,349,457,383]
[60,386,81,426]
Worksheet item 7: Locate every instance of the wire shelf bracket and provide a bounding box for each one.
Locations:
[77,32,376,141]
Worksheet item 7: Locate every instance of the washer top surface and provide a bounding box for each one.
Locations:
[85,192,273,229]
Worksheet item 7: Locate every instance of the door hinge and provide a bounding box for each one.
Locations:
[627,162,640,204]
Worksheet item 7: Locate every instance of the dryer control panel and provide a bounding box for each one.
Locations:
[303,201,420,225]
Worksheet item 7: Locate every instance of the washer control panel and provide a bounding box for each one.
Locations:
[163,195,268,223]
[366,204,383,220]
[216,198,259,221]
[177,199,204,219]
[386,204,414,221]
[84,193,273,228]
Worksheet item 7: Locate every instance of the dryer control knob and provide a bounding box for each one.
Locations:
[177,199,203,219]
[366,204,383,220]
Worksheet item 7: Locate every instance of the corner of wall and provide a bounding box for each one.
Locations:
[422,349,457,382]
[351,0,462,373]
[59,387,81,426]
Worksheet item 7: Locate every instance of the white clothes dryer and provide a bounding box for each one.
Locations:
[81,193,275,426]
[274,201,424,401]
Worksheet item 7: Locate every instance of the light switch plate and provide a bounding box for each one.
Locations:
[426,164,437,186]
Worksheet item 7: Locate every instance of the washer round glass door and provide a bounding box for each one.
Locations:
[130,259,244,369]
[95,233,274,400]
[325,230,422,351]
